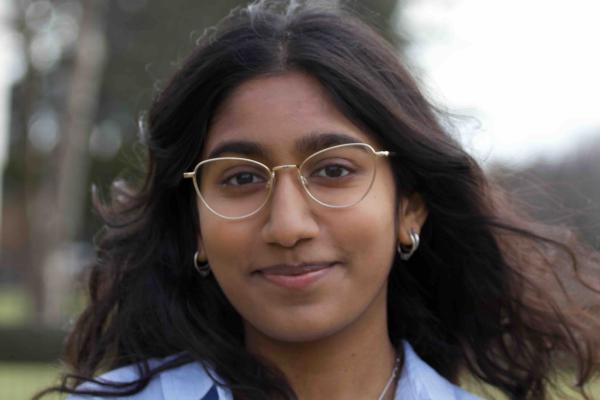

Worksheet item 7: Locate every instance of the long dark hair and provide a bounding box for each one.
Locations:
[37,1,599,399]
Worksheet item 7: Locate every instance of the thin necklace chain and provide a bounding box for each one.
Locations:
[376,356,401,400]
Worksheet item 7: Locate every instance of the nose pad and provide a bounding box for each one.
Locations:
[266,173,275,191]
[300,174,308,187]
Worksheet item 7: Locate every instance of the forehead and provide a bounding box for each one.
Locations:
[203,72,379,159]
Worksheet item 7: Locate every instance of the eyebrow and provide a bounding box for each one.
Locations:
[206,131,362,160]
[206,140,267,159]
[296,132,362,154]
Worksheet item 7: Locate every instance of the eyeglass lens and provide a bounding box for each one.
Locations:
[195,144,377,219]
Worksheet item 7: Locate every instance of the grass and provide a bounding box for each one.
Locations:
[462,371,600,399]
[0,285,32,326]
[0,362,63,400]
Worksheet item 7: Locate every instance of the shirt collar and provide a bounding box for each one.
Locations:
[160,341,475,400]
[394,341,473,399]
[159,359,209,400]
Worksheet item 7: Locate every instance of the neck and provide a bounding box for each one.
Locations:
[245,294,399,400]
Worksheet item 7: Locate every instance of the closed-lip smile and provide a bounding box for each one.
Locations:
[258,262,336,275]
[256,262,338,289]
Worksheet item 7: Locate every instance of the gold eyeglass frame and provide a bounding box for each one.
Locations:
[183,142,391,220]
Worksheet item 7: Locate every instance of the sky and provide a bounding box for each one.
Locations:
[398,0,600,166]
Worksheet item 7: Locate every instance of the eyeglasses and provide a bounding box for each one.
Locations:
[183,143,391,220]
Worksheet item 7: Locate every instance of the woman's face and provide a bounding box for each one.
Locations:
[197,72,399,344]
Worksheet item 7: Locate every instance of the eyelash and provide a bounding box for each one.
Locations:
[312,164,352,178]
[222,172,268,186]
[220,163,354,188]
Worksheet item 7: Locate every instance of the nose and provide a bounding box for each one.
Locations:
[261,168,319,248]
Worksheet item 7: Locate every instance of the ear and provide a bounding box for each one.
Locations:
[397,192,428,247]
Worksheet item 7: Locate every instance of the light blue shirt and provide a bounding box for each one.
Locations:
[68,342,482,399]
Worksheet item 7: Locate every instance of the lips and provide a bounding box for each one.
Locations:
[256,262,338,289]
[258,262,336,275]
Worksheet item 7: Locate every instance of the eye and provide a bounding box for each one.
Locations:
[222,171,267,186]
[313,164,351,178]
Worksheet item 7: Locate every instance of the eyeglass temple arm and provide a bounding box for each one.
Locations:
[376,151,392,157]
[183,172,195,179]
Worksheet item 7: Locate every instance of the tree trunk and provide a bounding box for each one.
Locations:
[40,0,108,325]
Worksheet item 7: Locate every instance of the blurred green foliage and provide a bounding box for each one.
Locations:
[0,285,31,326]
[0,362,62,400]
[461,371,600,400]
[0,326,65,362]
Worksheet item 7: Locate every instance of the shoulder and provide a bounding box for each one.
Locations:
[395,341,482,400]
[66,356,230,400]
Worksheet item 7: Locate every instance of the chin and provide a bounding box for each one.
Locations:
[246,313,352,345]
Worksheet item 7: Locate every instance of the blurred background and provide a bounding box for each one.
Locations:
[0,0,598,398]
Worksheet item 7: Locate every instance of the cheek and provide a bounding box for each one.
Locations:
[198,209,256,271]
[318,170,397,290]
[342,185,397,273]
[352,168,397,249]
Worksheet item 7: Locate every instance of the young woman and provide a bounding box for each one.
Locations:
[38,1,599,399]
